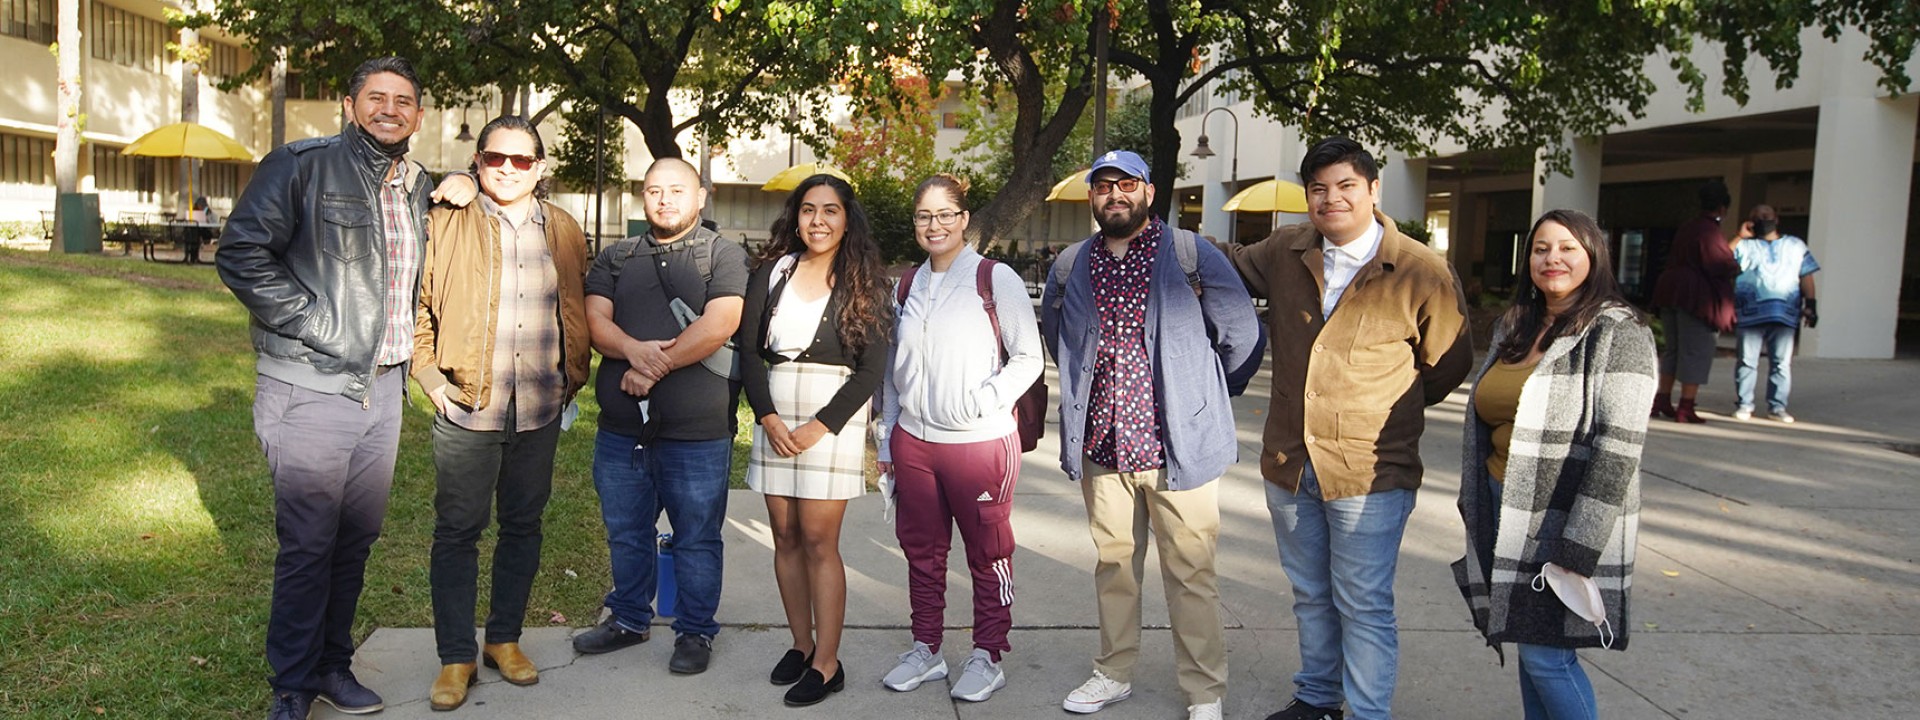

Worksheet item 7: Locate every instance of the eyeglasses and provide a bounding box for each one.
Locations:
[479,151,539,171]
[1089,178,1143,195]
[911,210,964,227]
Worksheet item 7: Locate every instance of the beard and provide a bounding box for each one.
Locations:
[649,211,698,240]
[1094,200,1151,238]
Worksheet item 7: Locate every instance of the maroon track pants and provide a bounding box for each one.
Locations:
[890,429,1020,658]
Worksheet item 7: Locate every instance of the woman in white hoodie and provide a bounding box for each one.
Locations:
[876,174,1044,703]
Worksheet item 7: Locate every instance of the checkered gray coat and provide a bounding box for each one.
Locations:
[1452,305,1656,653]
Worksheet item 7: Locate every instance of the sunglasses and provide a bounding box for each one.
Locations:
[478,151,539,171]
[1090,178,1143,195]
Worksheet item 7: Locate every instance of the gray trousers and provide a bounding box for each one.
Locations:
[254,369,403,693]
[429,397,561,663]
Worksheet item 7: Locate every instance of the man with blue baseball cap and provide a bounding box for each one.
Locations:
[1042,149,1264,720]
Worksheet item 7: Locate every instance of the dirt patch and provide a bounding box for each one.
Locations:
[0,253,218,292]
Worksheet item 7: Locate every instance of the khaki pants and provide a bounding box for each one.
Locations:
[1080,456,1227,705]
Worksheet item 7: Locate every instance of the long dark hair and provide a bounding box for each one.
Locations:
[757,174,893,354]
[1493,209,1643,364]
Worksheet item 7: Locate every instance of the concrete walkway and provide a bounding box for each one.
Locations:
[324,356,1920,719]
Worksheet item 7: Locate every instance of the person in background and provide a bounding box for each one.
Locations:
[411,116,589,710]
[738,174,893,707]
[1728,204,1819,423]
[1650,180,1737,423]
[1454,209,1655,720]
[876,173,1042,703]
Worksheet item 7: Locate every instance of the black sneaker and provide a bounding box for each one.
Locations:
[572,615,651,655]
[669,633,713,674]
[1264,697,1344,720]
[266,691,313,720]
[315,670,383,714]
[782,661,846,707]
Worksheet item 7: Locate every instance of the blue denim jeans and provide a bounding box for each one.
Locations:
[1490,480,1599,719]
[1265,464,1416,720]
[1734,323,1795,414]
[591,430,731,638]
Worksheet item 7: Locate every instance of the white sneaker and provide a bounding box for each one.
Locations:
[1773,410,1795,423]
[1732,407,1753,421]
[948,648,1006,702]
[1188,700,1223,720]
[1062,670,1131,713]
[881,641,947,692]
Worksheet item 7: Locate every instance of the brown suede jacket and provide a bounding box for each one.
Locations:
[1224,210,1472,501]
[411,199,591,411]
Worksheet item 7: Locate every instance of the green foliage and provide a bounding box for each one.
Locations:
[1397,218,1432,246]
[551,102,627,194]
[830,76,950,263]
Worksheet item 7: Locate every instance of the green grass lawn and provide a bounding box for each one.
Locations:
[0,250,751,718]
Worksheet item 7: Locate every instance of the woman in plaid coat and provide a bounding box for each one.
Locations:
[1453,209,1657,719]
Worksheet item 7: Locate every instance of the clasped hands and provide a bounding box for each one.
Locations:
[759,414,828,458]
[619,337,677,397]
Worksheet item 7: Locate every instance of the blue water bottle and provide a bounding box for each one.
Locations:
[656,533,677,618]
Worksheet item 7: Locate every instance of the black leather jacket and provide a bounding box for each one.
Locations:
[216,125,432,402]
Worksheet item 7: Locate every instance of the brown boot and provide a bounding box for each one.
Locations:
[430,663,477,711]
[1674,399,1706,424]
[1651,395,1676,418]
[483,642,540,686]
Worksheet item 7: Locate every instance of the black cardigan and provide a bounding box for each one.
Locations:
[738,257,890,433]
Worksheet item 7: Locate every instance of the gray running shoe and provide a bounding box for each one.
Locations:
[949,649,1006,703]
[881,641,948,692]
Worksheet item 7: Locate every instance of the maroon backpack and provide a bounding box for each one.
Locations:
[896,259,1047,453]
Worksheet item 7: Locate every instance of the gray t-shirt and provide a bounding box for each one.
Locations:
[584,227,749,441]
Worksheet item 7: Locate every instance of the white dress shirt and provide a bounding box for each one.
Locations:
[1321,220,1384,319]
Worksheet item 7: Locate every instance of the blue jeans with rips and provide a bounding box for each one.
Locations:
[1265,464,1416,720]
[591,430,732,639]
[1734,322,1795,414]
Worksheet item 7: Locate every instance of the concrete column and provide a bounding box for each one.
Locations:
[1802,93,1918,358]
[1197,139,1235,244]
[1378,156,1428,226]
[1531,135,1602,219]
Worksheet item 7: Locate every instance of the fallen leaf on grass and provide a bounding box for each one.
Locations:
[139,533,154,541]
[548,611,567,624]
[189,655,209,667]
[1660,569,1680,577]
[93,708,105,715]
[563,569,578,579]
[391,585,404,595]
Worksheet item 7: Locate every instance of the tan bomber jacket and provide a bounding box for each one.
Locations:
[411,199,592,411]
[1225,210,1472,501]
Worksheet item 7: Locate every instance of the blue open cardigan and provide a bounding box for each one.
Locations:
[1453,304,1657,652]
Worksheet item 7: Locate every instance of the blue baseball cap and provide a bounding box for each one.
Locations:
[1088,150,1151,185]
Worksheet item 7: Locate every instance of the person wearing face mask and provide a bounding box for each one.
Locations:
[410,116,590,710]
[1453,209,1655,720]
[1214,137,1472,720]
[738,174,895,707]
[875,173,1043,703]
[215,56,433,720]
[1728,205,1819,423]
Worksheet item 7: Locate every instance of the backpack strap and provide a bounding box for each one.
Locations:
[1047,241,1085,313]
[1170,226,1202,297]
[895,265,919,306]
[976,259,1007,364]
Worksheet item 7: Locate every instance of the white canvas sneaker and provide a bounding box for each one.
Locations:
[948,649,1006,702]
[1188,700,1223,720]
[881,641,948,692]
[1062,669,1131,713]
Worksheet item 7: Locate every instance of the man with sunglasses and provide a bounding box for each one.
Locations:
[1040,150,1263,720]
[410,115,590,710]
[216,57,431,720]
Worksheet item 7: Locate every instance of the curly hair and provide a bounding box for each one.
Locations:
[1493,209,1644,364]
[757,174,893,354]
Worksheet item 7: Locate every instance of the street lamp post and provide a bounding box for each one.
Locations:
[1191,107,1239,245]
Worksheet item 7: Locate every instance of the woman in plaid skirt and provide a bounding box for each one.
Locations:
[739,174,893,707]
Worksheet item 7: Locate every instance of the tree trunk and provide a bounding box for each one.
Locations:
[270,48,287,149]
[1146,75,1182,220]
[965,1,1097,251]
[51,0,81,253]
[179,24,201,211]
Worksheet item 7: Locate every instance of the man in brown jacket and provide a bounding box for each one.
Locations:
[411,115,590,710]
[1220,137,1471,720]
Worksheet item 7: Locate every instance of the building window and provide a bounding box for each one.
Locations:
[0,0,54,43]
[90,4,170,74]
[203,39,248,82]
[285,71,339,101]
[2,133,54,186]
[940,112,961,130]
[91,145,164,201]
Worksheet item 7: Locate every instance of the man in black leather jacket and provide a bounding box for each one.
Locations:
[216,56,432,720]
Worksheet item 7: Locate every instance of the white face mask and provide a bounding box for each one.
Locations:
[1534,562,1615,649]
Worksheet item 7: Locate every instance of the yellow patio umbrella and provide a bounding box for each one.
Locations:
[760,162,854,192]
[1044,169,1091,203]
[1222,178,1309,214]
[122,122,255,211]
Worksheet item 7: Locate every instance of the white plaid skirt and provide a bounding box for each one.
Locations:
[746,362,869,500]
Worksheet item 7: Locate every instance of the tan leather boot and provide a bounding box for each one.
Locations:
[483,642,540,686]
[430,663,477,711]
